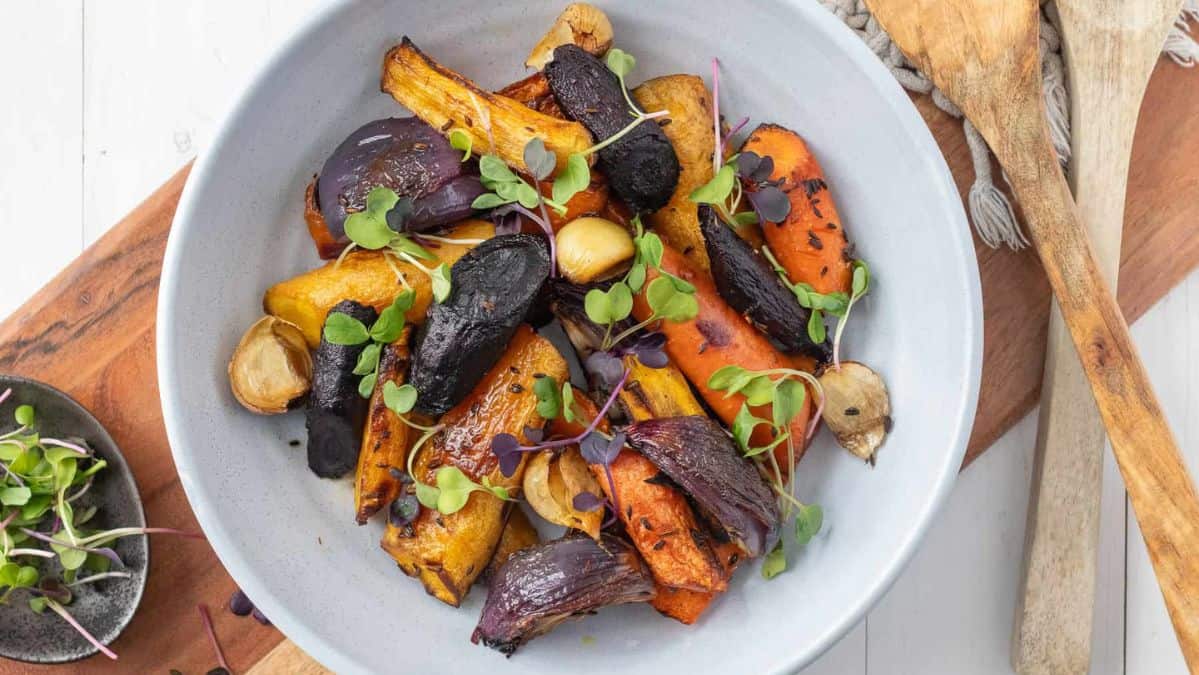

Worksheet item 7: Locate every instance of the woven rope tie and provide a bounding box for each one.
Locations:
[820,0,1199,250]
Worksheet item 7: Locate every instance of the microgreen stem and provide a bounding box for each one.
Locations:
[394,250,434,274]
[40,438,90,456]
[56,488,78,545]
[20,528,123,567]
[771,483,808,511]
[832,308,851,371]
[394,415,442,434]
[416,234,488,246]
[405,424,447,484]
[67,571,133,587]
[535,191,558,279]
[0,388,10,407]
[0,458,26,487]
[604,315,660,351]
[582,110,670,157]
[785,434,797,521]
[48,598,117,660]
[7,548,56,559]
[75,527,205,548]
[67,477,94,503]
[333,242,358,269]
[197,603,229,672]
[381,253,412,289]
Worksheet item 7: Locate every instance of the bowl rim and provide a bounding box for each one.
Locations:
[157,1,983,672]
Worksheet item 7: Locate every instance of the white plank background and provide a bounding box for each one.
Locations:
[1,2,1195,673]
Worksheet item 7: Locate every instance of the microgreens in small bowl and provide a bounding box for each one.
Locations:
[0,388,202,660]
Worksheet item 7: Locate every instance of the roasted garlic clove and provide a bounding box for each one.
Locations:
[818,361,891,463]
[522,448,603,539]
[228,316,313,415]
[525,3,614,70]
[555,216,634,284]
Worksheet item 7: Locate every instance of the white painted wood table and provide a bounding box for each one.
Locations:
[2,2,1194,673]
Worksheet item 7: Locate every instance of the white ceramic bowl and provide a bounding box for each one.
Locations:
[158,1,982,672]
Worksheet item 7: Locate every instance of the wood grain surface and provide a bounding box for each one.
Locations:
[0,57,1196,674]
[864,0,1199,668]
[1012,2,1182,673]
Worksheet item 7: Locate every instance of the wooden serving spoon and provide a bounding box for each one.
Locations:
[861,0,1199,668]
[1013,2,1182,673]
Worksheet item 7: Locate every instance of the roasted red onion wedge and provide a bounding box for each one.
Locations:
[624,415,780,558]
[472,533,655,656]
[313,117,484,255]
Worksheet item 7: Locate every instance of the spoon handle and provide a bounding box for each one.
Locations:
[1001,126,1199,672]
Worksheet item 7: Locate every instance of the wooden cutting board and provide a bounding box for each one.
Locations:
[0,58,1195,674]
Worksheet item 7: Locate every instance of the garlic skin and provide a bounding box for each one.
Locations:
[228,316,313,415]
[525,3,614,70]
[818,361,891,463]
[555,216,635,284]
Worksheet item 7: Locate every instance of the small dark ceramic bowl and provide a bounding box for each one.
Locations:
[0,375,147,664]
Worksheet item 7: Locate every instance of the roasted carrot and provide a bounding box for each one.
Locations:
[651,539,742,624]
[497,72,566,118]
[355,331,413,524]
[631,244,814,467]
[551,387,727,593]
[741,124,853,296]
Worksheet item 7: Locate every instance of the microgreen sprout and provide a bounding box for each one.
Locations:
[762,246,870,366]
[341,187,453,302]
[707,365,826,578]
[198,603,230,672]
[581,216,697,355]
[448,128,473,161]
[323,290,416,397]
[1,396,204,659]
[380,383,507,516]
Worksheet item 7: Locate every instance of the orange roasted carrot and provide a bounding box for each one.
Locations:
[631,244,814,467]
[550,388,727,593]
[650,539,742,624]
[741,123,853,296]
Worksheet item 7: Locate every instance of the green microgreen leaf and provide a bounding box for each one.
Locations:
[707,365,748,392]
[561,383,578,424]
[433,466,477,515]
[551,153,591,205]
[390,235,438,262]
[731,403,770,455]
[471,193,511,210]
[353,343,382,377]
[430,263,453,304]
[448,128,473,162]
[344,187,400,250]
[414,482,440,509]
[645,277,698,323]
[357,372,378,399]
[688,164,736,206]
[383,382,418,416]
[772,378,808,429]
[794,503,824,546]
[370,293,412,344]
[741,375,777,407]
[732,211,759,226]
[534,376,562,420]
[479,154,520,187]
[807,310,827,344]
[761,541,786,579]
[14,405,35,427]
[28,596,47,613]
[0,487,32,506]
[605,48,636,79]
[323,313,370,346]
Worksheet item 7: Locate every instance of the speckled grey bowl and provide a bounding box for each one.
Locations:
[0,375,147,664]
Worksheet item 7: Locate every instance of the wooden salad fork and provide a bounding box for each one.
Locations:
[862,0,1199,668]
[1013,1,1183,673]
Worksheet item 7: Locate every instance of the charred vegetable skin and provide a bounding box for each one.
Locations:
[626,416,780,558]
[409,234,551,416]
[306,301,377,478]
[544,45,680,213]
[472,534,656,655]
[699,205,829,360]
[312,117,484,256]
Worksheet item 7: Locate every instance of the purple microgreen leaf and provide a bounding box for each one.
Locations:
[523,426,545,444]
[388,492,420,528]
[747,185,792,224]
[572,491,605,512]
[229,589,254,617]
[722,116,750,156]
[490,433,524,478]
[621,331,669,368]
[490,206,522,235]
[585,351,625,387]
